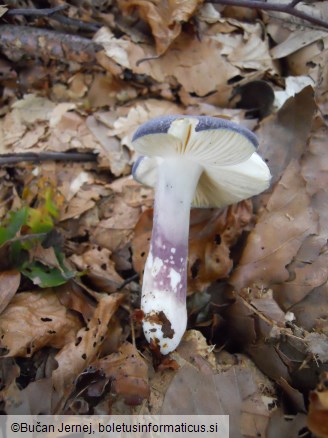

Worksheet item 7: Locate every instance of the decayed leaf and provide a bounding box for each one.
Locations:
[267,411,308,438]
[52,293,124,396]
[90,341,150,405]
[162,355,277,437]
[92,191,143,252]
[117,0,203,55]
[0,270,20,315]
[308,372,328,438]
[56,281,96,323]
[70,245,124,293]
[95,28,239,97]
[230,160,318,292]
[7,378,56,415]
[0,359,25,413]
[86,115,130,176]
[147,329,216,415]
[305,333,328,363]
[270,30,327,59]
[257,86,316,186]
[0,290,82,357]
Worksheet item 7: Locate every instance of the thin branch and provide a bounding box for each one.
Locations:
[117,273,140,291]
[205,0,328,29]
[0,152,98,166]
[49,13,101,33]
[6,6,100,33]
[7,5,68,17]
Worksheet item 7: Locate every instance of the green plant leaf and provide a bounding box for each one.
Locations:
[21,261,76,288]
[0,207,29,246]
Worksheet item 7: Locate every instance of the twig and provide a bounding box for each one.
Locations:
[0,25,100,63]
[205,0,328,29]
[49,13,101,33]
[239,295,305,341]
[117,273,139,291]
[6,5,68,17]
[6,6,100,33]
[0,152,98,166]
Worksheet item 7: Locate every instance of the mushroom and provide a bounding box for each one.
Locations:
[132,115,271,354]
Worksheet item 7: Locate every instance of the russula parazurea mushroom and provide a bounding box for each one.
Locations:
[132,115,271,354]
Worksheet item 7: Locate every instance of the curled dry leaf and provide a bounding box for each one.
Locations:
[257,86,316,186]
[0,290,82,357]
[90,341,150,406]
[117,0,203,55]
[132,201,253,293]
[56,281,96,324]
[305,333,328,363]
[52,293,124,397]
[69,245,124,293]
[86,115,130,176]
[0,270,20,315]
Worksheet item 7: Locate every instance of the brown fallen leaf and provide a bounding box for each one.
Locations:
[69,245,124,293]
[0,270,20,315]
[257,86,316,186]
[0,290,82,357]
[52,293,124,399]
[7,378,56,415]
[90,341,150,406]
[308,372,328,438]
[117,0,203,55]
[267,410,308,438]
[162,355,277,437]
[56,281,96,324]
[95,28,239,98]
[230,160,318,292]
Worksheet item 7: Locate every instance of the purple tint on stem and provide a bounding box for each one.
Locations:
[149,229,188,303]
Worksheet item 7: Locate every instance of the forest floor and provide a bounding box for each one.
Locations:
[0,1,327,437]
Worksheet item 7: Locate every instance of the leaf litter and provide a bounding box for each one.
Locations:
[0,0,327,435]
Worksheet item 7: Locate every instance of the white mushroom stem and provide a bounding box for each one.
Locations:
[141,157,203,354]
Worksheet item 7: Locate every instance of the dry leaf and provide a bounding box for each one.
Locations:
[0,290,82,357]
[95,28,239,97]
[52,293,124,396]
[230,160,318,292]
[305,333,328,362]
[118,0,203,55]
[0,270,20,315]
[308,372,328,438]
[86,115,130,176]
[267,411,308,438]
[91,341,150,405]
[162,356,277,437]
[257,86,316,186]
[70,245,124,293]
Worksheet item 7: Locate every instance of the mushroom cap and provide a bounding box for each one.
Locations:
[132,115,271,208]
